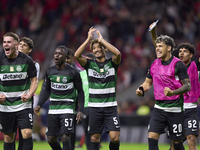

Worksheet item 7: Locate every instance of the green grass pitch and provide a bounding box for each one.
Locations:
[1,141,200,150]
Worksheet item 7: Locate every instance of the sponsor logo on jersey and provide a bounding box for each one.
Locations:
[3,74,23,79]
[10,66,14,72]
[51,82,68,89]
[93,71,109,78]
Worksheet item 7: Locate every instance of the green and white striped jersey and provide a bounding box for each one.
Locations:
[84,58,119,107]
[0,52,37,112]
[40,64,83,114]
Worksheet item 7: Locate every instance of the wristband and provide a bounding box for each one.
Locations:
[139,86,145,97]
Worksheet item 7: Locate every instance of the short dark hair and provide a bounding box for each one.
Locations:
[90,39,105,51]
[177,43,195,56]
[172,48,179,58]
[20,37,34,49]
[3,32,19,43]
[56,45,72,56]
[155,35,175,51]
[68,49,74,56]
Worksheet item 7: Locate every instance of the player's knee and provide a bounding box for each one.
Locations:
[91,134,101,142]
[4,133,15,142]
[21,129,32,139]
[47,136,57,144]
[148,132,160,140]
[109,131,120,143]
[187,135,197,143]
[110,134,120,143]
[61,134,71,142]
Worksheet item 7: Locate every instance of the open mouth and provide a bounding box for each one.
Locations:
[179,56,183,60]
[5,48,10,54]
[55,58,59,63]
[156,51,161,56]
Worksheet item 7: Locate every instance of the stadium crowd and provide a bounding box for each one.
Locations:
[1,0,200,95]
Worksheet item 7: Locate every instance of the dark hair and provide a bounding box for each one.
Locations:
[68,49,74,56]
[155,35,175,51]
[172,48,179,58]
[3,32,19,43]
[90,39,105,51]
[20,37,34,49]
[177,43,195,56]
[56,45,72,56]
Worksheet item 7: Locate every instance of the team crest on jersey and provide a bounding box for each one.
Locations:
[16,66,22,72]
[62,77,67,83]
[104,64,109,71]
[56,76,60,82]
[10,66,14,72]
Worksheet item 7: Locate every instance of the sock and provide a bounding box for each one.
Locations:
[109,141,120,150]
[90,142,100,150]
[63,140,71,150]
[48,140,62,150]
[148,138,159,150]
[22,137,33,150]
[4,141,15,150]
[174,142,185,150]
[18,129,23,150]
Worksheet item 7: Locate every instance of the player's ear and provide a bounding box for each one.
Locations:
[167,46,172,52]
[15,43,19,49]
[29,48,32,53]
[189,53,193,59]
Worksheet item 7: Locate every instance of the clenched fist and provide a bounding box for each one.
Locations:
[164,87,173,96]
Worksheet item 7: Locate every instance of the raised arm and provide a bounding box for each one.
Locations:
[96,30,121,65]
[74,27,96,67]
[149,22,158,47]
[136,77,153,97]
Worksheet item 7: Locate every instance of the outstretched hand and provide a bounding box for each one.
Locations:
[149,20,159,32]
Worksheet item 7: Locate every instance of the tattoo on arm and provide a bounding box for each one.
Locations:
[173,78,191,95]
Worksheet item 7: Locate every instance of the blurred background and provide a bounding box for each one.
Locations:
[0,0,200,144]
